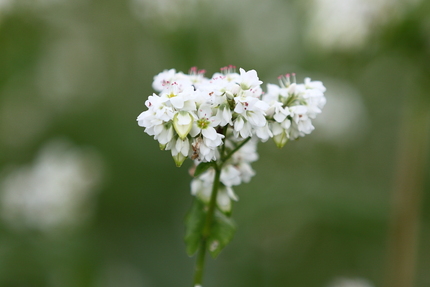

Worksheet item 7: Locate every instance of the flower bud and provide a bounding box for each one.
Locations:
[173,111,193,140]
[273,130,288,148]
[172,153,187,167]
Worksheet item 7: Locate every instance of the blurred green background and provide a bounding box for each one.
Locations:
[0,0,429,286]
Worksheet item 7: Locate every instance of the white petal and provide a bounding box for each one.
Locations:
[170,96,184,109]
[202,127,217,141]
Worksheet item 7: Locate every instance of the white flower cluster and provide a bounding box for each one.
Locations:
[137,66,326,211]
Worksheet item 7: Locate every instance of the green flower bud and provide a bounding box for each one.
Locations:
[173,111,193,140]
[172,153,186,167]
[273,131,288,148]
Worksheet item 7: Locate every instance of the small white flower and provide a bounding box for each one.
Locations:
[166,137,191,167]
[220,165,241,187]
[238,68,262,90]
[160,81,196,110]
[214,103,233,127]
[190,104,224,148]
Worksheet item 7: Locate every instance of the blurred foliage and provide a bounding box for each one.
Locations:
[0,0,429,287]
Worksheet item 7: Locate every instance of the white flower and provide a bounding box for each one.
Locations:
[190,104,224,148]
[233,116,253,139]
[214,103,233,127]
[304,77,326,92]
[234,94,268,127]
[254,123,273,142]
[152,69,192,92]
[238,68,262,90]
[167,137,190,167]
[191,168,239,213]
[191,137,218,162]
[288,105,315,139]
[160,81,196,110]
[220,165,241,187]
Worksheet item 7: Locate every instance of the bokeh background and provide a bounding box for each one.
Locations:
[0,0,429,286]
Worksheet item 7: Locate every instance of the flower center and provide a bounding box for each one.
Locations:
[197,118,210,129]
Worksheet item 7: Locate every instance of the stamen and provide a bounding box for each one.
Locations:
[285,74,291,86]
[189,66,198,74]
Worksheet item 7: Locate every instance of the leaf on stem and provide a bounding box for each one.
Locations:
[193,162,215,177]
[184,199,206,256]
[207,210,236,258]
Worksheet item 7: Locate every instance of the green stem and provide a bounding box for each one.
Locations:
[192,165,221,286]
[222,137,251,163]
[192,132,251,286]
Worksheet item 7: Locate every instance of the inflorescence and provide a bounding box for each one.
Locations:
[137,66,326,211]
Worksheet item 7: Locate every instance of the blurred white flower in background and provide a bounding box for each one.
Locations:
[0,139,104,233]
[130,0,203,28]
[0,0,13,15]
[0,1,106,149]
[313,79,368,146]
[306,0,422,51]
[328,277,374,287]
[0,0,69,19]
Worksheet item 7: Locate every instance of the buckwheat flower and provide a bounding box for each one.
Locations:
[304,77,326,92]
[160,80,197,110]
[254,123,273,142]
[187,66,208,85]
[211,66,241,98]
[137,112,173,146]
[190,104,224,148]
[220,165,241,187]
[229,138,259,163]
[191,176,237,213]
[233,116,253,139]
[191,166,239,213]
[288,105,315,139]
[155,123,175,146]
[214,103,233,127]
[265,100,290,123]
[216,186,236,213]
[271,122,289,148]
[233,94,269,140]
[191,136,219,163]
[213,65,240,84]
[301,81,327,119]
[224,138,258,184]
[235,161,256,183]
[167,137,191,167]
[152,69,191,92]
[238,68,263,90]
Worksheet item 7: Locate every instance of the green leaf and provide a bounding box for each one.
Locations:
[207,210,236,258]
[184,199,206,256]
[193,162,215,177]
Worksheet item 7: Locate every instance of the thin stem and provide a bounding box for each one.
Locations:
[222,137,251,163]
[192,130,251,286]
[192,165,222,286]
